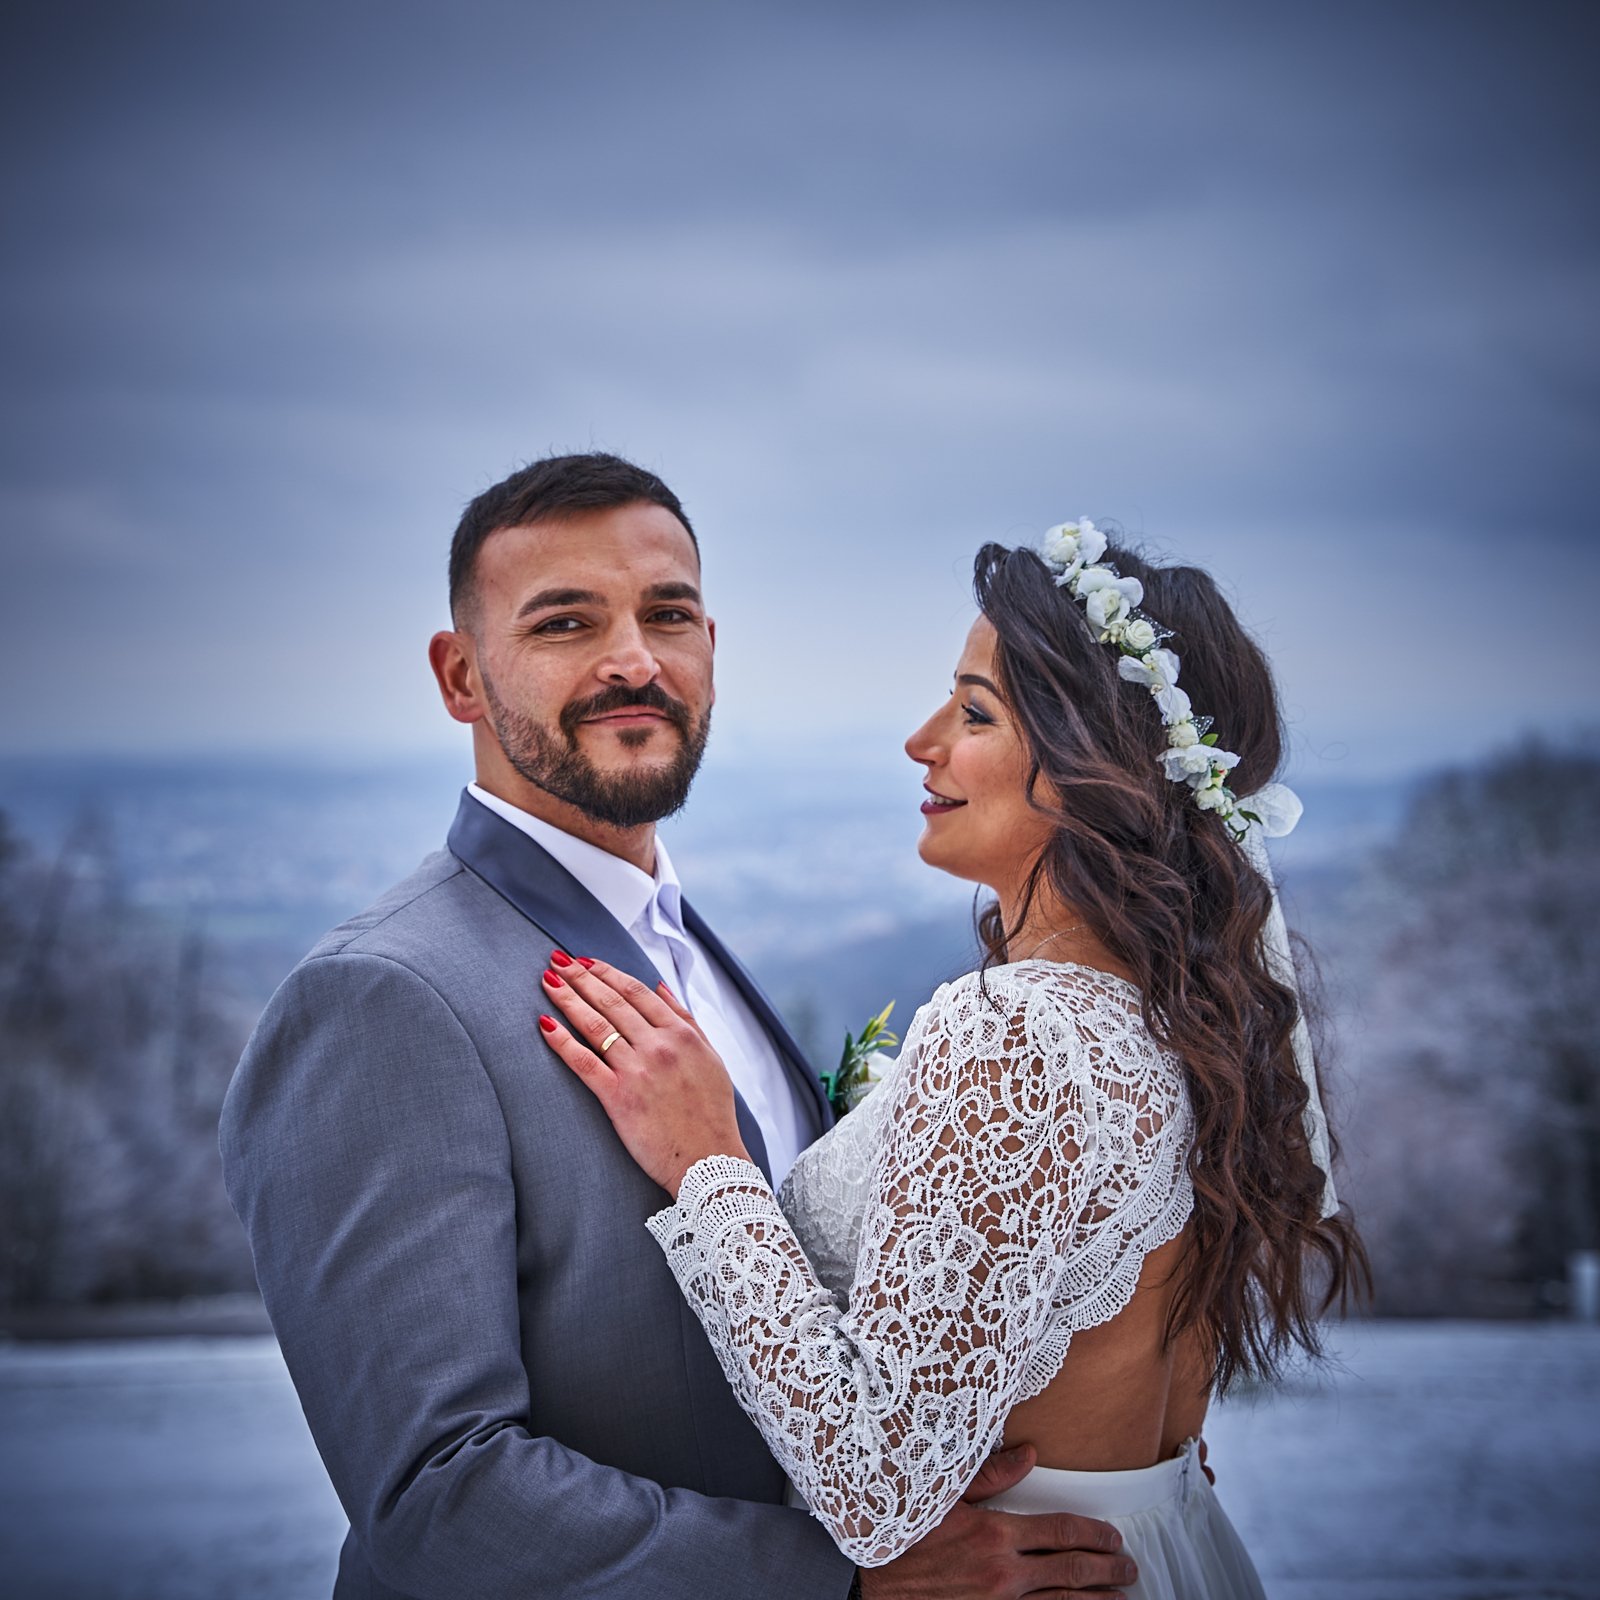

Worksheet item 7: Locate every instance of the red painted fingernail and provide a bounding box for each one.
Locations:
[576,957,595,968]
[542,969,563,988]
[538,1014,557,1033]
[550,950,573,968]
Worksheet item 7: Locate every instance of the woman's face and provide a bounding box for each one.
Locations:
[905,615,1056,898]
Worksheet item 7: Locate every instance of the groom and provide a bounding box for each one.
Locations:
[221,452,1137,1599]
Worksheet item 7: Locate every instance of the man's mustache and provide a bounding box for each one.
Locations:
[559,683,694,741]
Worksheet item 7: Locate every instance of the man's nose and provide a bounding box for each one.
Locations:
[597,622,660,687]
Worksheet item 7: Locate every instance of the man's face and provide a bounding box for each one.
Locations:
[465,502,714,830]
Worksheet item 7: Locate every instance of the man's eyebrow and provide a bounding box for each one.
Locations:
[514,582,703,620]
[645,582,703,605]
[956,673,1002,695]
[515,587,605,619]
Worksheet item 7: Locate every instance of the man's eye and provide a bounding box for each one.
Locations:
[533,616,585,635]
[649,608,695,625]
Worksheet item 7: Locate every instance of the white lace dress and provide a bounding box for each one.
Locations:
[646,960,1266,1594]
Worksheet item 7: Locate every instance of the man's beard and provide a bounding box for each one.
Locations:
[480,671,711,830]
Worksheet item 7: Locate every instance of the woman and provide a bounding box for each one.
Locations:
[537,522,1367,1596]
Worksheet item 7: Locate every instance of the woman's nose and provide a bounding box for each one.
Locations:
[904,710,942,767]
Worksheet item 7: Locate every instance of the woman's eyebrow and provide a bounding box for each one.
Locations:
[956,673,1001,695]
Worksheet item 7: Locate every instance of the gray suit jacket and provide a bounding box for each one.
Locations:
[220,791,854,1599]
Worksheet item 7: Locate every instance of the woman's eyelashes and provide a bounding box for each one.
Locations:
[960,699,995,727]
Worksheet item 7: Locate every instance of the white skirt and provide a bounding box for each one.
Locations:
[981,1439,1266,1600]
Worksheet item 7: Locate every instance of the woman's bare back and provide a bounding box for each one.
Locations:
[1003,1228,1211,1470]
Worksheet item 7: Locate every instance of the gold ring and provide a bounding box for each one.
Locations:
[598,1030,622,1055]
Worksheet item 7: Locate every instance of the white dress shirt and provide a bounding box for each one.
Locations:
[468,784,809,1185]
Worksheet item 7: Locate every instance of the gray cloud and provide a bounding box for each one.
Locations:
[1,0,1596,774]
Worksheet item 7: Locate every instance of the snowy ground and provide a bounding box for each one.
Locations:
[0,1320,1595,1600]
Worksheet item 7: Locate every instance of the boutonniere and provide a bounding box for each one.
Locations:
[820,1002,899,1119]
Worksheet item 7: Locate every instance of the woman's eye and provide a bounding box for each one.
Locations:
[960,700,993,726]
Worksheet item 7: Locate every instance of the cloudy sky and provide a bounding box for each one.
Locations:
[2,0,1596,782]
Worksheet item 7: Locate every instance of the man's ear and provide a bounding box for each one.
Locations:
[707,615,716,706]
[429,630,485,725]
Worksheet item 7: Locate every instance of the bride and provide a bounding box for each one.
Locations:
[537,522,1368,1596]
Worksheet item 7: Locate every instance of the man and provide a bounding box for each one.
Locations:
[220,452,1138,1599]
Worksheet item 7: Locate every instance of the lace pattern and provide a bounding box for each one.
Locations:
[645,961,1195,1566]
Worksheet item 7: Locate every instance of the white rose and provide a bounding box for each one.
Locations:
[1194,782,1233,812]
[1167,719,1200,748]
[1123,618,1157,653]
[1085,586,1132,634]
[1041,524,1082,572]
[1075,518,1108,566]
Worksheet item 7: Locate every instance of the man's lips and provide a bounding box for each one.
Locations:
[921,787,965,815]
[582,709,673,727]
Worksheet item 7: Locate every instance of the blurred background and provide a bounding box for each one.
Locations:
[1,2,1597,1596]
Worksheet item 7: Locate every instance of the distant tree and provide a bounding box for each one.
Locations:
[0,809,255,1308]
[1347,737,1600,1313]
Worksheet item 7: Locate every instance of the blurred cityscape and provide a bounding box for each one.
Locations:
[1,736,1595,1322]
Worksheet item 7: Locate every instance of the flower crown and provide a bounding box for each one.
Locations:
[1039,518,1260,841]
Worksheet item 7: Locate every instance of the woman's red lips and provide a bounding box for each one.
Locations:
[921,788,965,815]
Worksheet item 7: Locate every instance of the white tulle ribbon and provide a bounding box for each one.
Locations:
[1232,783,1338,1220]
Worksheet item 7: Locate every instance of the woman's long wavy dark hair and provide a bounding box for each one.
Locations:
[974,540,1369,1390]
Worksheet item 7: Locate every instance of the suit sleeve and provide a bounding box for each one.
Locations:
[220,951,854,1600]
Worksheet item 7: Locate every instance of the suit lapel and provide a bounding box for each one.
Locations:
[446,792,775,1181]
[682,901,834,1139]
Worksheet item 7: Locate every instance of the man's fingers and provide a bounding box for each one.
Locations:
[987,1509,1123,1557]
[963,1444,1036,1502]
[1021,1545,1139,1593]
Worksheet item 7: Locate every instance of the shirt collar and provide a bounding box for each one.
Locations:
[467,782,681,935]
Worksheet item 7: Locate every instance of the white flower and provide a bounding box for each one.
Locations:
[1157,684,1192,726]
[1085,585,1133,634]
[844,1049,895,1110]
[1230,781,1303,839]
[1162,743,1216,782]
[1041,523,1081,570]
[1118,647,1180,693]
[1040,517,1108,583]
[1117,647,1192,721]
[1122,618,1157,653]
[1076,565,1144,610]
[1194,782,1234,812]
[1167,719,1200,748]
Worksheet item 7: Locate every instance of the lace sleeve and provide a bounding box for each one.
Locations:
[645,965,1195,1566]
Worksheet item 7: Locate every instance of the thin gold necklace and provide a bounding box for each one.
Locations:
[1014,924,1086,962]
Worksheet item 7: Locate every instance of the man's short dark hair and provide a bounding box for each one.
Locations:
[449,452,697,625]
